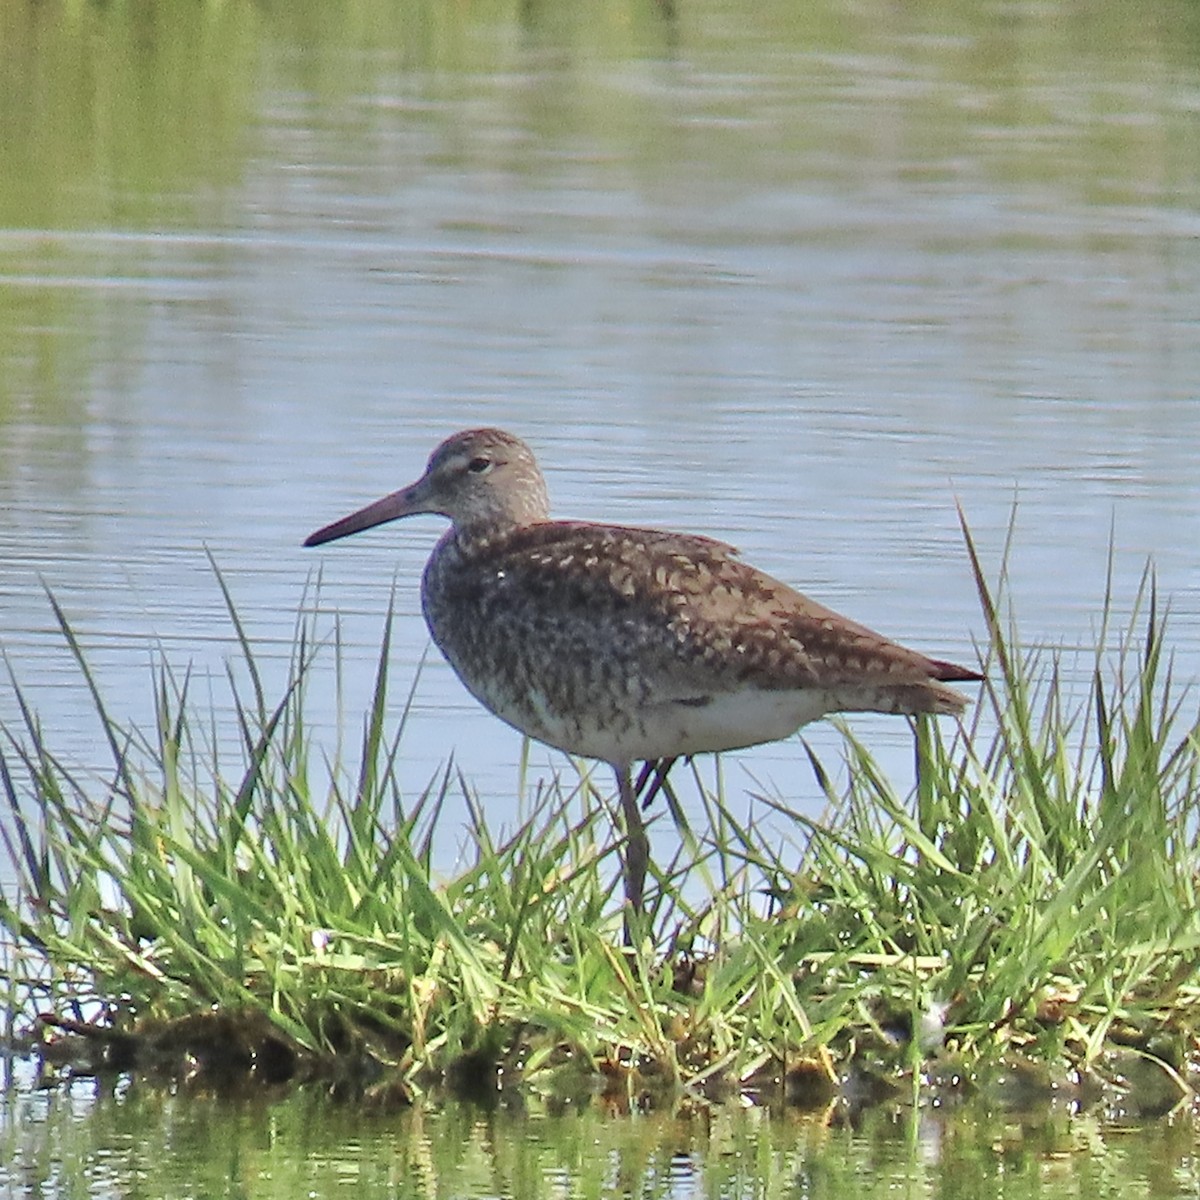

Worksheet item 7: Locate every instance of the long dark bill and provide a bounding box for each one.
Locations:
[304,486,417,548]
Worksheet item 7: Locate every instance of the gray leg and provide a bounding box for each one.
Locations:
[634,756,679,812]
[616,764,649,927]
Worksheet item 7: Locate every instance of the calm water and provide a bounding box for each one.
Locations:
[3,0,1200,1188]
[3,1059,1200,1200]
[2,0,1200,836]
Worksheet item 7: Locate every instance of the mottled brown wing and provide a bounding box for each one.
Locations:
[490,521,976,699]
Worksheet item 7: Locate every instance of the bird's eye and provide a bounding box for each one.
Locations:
[467,456,492,474]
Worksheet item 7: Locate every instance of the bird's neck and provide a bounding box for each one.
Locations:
[448,519,539,558]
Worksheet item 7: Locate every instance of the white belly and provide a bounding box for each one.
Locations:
[490,685,836,768]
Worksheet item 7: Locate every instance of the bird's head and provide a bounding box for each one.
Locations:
[304,427,550,548]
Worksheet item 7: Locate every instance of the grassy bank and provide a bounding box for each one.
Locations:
[3,535,1200,1111]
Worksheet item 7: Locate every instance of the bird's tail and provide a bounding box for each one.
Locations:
[836,658,984,718]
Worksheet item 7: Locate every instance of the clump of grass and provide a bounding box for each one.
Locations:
[721,522,1200,1100]
[4,533,1200,1108]
[0,569,750,1099]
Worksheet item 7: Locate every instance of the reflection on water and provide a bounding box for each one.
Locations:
[3,1063,1200,1200]
[4,0,1200,1190]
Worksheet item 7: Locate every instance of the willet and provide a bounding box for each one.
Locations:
[305,427,982,923]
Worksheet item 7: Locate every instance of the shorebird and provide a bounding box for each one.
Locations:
[305,428,982,925]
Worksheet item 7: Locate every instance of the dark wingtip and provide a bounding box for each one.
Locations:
[930,658,985,684]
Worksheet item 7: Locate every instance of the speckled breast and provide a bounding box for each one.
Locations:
[420,528,670,760]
